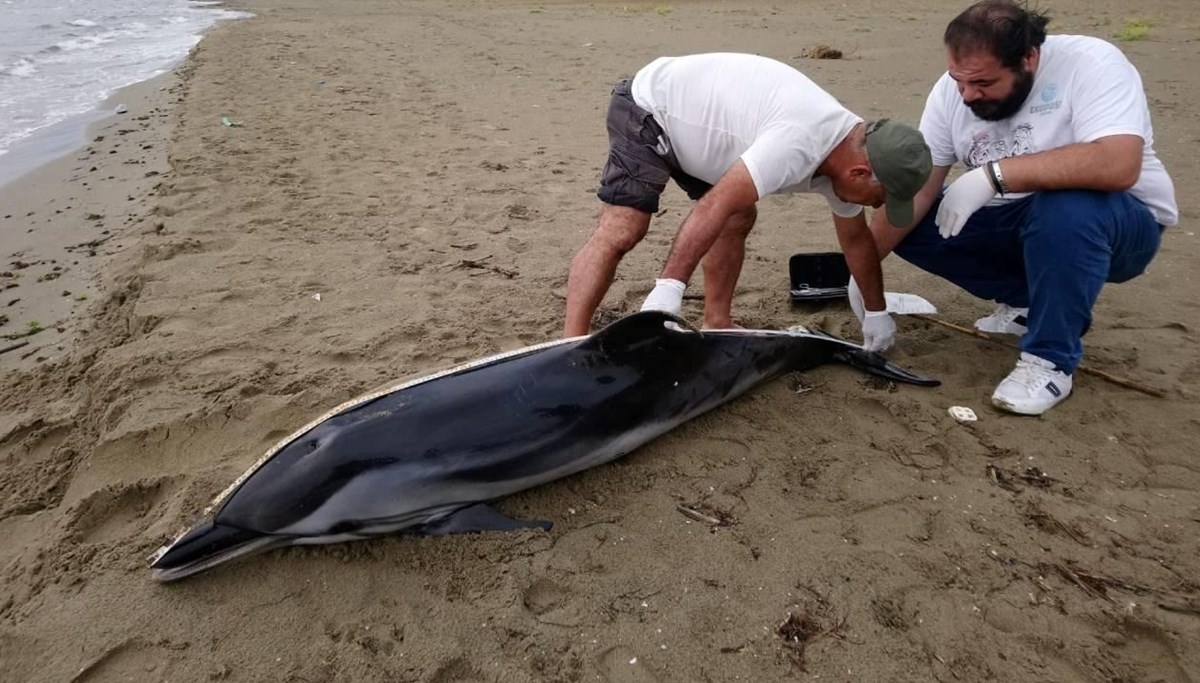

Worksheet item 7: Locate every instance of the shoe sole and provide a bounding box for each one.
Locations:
[991,395,1042,415]
[991,392,1069,416]
[974,325,1028,336]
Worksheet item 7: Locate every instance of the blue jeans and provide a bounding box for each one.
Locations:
[893,190,1162,374]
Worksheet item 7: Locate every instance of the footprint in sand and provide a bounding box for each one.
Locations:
[72,639,174,682]
[522,577,567,614]
[522,576,591,627]
[1098,621,1193,683]
[67,478,175,544]
[668,436,751,479]
[323,620,404,657]
[598,646,660,683]
[429,656,488,683]
[0,421,74,517]
[1039,619,1193,683]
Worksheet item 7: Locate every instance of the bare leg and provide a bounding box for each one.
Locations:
[700,205,757,329]
[564,204,652,337]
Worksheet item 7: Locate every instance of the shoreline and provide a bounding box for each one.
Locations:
[0,73,178,373]
[0,3,256,372]
[0,3,254,189]
[0,106,115,191]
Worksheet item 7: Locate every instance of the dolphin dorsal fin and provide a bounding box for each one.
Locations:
[580,311,697,357]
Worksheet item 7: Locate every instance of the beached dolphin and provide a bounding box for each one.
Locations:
[149,311,937,581]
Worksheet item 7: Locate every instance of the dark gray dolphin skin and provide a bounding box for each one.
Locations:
[149,311,937,581]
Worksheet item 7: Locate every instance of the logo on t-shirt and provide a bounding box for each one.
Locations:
[1029,83,1062,114]
[965,124,1037,168]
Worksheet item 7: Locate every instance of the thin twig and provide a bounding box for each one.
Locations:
[0,340,30,355]
[1026,505,1090,546]
[452,254,518,279]
[1158,600,1200,617]
[456,254,493,268]
[676,504,723,526]
[911,314,1166,398]
[986,464,1021,492]
[1049,562,1111,602]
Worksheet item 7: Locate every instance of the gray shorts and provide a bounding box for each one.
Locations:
[596,79,712,214]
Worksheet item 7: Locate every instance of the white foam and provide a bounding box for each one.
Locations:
[50,35,110,52]
[0,57,36,77]
[0,0,252,162]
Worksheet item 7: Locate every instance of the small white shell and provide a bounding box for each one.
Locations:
[948,406,978,422]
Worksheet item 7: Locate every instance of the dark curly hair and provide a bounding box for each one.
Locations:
[944,1,1051,69]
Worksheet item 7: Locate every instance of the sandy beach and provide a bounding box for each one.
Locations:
[2,0,1199,681]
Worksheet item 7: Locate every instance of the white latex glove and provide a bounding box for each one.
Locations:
[935,166,997,239]
[640,278,686,317]
[847,276,866,323]
[861,310,896,353]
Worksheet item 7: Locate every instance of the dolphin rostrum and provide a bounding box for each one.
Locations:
[149,311,937,581]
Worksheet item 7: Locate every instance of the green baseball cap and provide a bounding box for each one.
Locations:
[864,119,932,227]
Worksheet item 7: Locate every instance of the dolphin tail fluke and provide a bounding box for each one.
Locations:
[149,520,291,582]
[833,347,941,387]
[804,327,941,386]
[420,503,553,536]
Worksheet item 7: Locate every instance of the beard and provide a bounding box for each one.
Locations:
[966,68,1035,121]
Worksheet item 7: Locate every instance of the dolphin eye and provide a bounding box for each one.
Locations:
[327,520,360,535]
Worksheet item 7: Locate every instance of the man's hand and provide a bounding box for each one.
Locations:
[935,166,997,238]
[640,278,686,316]
[861,310,896,353]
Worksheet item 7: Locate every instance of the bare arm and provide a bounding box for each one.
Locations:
[869,165,951,258]
[659,161,759,282]
[997,135,1143,194]
[833,212,885,312]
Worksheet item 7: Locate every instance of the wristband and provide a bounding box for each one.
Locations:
[987,160,1010,195]
[983,161,1001,193]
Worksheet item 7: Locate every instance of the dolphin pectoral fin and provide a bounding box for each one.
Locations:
[834,347,941,387]
[420,504,553,536]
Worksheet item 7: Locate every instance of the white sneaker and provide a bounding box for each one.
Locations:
[975,304,1028,336]
[991,352,1073,415]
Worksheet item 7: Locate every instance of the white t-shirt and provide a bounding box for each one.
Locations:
[631,53,864,217]
[920,34,1178,226]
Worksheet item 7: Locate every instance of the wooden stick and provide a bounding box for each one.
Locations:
[0,340,30,355]
[910,314,1166,399]
[676,504,723,526]
[1049,562,1112,602]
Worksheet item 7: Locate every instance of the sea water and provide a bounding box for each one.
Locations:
[0,0,249,184]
